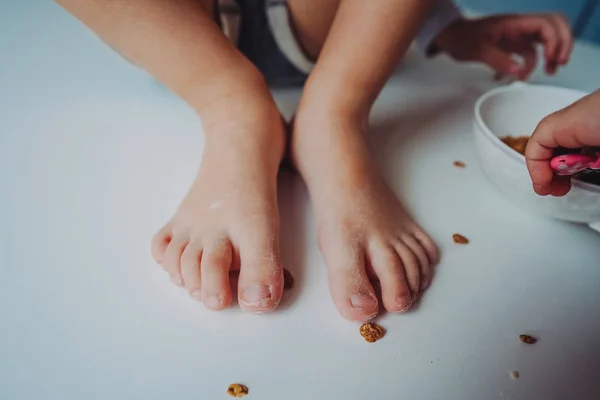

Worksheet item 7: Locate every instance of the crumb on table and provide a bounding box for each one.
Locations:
[519,334,537,345]
[452,234,469,244]
[360,323,385,343]
[227,384,248,398]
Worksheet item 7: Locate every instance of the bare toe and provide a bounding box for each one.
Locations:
[200,238,233,310]
[180,241,203,301]
[391,241,421,298]
[237,235,283,313]
[412,227,439,265]
[162,235,188,286]
[323,238,379,321]
[400,233,431,290]
[368,241,413,313]
[151,225,171,266]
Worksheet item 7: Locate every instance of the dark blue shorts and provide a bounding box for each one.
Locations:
[215,0,313,87]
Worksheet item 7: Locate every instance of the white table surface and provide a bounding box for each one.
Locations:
[1,2,600,400]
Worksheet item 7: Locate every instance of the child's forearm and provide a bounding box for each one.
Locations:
[55,0,273,116]
[299,0,436,119]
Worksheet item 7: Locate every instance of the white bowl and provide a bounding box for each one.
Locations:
[473,82,600,232]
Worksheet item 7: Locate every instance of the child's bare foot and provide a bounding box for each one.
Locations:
[151,105,286,313]
[292,116,438,322]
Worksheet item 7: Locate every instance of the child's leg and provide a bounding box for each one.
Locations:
[288,0,438,321]
[57,0,286,312]
[148,2,286,313]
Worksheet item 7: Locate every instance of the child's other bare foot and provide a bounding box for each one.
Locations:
[151,104,286,313]
[292,116,438,322]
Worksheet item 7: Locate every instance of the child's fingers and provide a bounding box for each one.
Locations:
[525,116,563,195]
[520,45,538,77]
[511,15,560,73]
[509,41,537,78]
[550,14,573,64]
[538,20,561,69]
[550,177,572,197]
[536,14,572,73]
[543,17,568,74]
[536,18,562,74]
[526,156,555,195]
[477,44,520,77]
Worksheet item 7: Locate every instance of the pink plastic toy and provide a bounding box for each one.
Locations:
[550,153,600,176]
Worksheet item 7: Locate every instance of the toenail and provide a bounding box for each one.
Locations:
[204,294,222,309]
[190,289,202,301]
[171,275,183,286]
[350,294,378,311]
[397,295,413,312]
[240,285,271,305]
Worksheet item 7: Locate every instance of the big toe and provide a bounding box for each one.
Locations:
[237,235,284,313]
[322,239,379,322]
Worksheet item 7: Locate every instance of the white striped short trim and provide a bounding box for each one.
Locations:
[217,0,314,75]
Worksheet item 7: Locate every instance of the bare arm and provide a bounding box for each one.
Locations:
[55,0,273,116]
[299,0,436,119]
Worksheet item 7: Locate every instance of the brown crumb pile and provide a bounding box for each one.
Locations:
[519,334,538,345]
[360,323,385,343]
[453,161,466,168]
[510,371,520,379]
[227,384,248,398]
[453,234,469,244]
[501,136,529,155]
[283,269,294,290]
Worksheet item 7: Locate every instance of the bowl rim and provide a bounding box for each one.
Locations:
[473,82,600,193]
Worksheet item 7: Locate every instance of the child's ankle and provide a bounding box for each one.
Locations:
[295,103,368,139]
[200,97,286,163]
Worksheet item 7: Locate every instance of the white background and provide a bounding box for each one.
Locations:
[1,2,600,399]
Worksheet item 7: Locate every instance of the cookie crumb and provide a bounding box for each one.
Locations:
[519,334,537,344]
[360,323,385,343]
[283,269,294,290]
[453,161,466,168]
[227,384,248,398]
[510,371,520,379]
[453,234,469,244]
